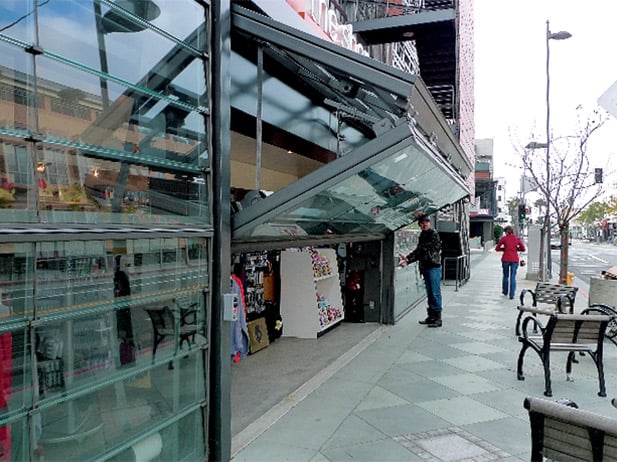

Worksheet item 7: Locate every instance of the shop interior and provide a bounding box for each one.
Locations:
[229,239,384,437]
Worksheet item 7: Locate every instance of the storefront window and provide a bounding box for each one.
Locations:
[0,5,209,226]
[0,236,210,460]
[0,1,212,459]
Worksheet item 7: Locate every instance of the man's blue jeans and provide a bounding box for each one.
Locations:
[422,266,443,312]
[502,261,519,299]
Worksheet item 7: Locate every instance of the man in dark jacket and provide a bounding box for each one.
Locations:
[399,215,443,327]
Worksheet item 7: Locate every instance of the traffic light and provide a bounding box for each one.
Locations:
[595,168,603,184]
[518,204,527,222]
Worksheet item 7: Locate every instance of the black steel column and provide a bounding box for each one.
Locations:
[210,0,232,460]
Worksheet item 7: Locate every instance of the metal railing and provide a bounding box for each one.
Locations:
[442,254,469,291]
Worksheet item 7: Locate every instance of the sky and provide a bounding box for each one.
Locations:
[473,0,617,200]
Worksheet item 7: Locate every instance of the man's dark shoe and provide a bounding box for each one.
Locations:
[427,311,442,327]
[419,315,435,324]
[419,309,436,325]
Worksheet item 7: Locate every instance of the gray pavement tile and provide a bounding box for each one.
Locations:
[400,358,468,378]
[320,438,423,461]
[395,350,432,364]
[449,341,508,355]
[416,396,508,426]
[456,330,509,342]
[429,373,505,395]
[406,343,471,361]
[469,389,530,417]
[355,403,450,437]
[441,355,507,373]
[232,438,318,462]
[309,452,331,462]
[321,414,389,450]
[355,385,410,412]
[379,374,461,403]
[463,417,531,459]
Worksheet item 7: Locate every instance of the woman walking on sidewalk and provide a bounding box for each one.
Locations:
[495,225,526,299]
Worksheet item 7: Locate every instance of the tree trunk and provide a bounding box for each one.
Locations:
[559,224,570,284]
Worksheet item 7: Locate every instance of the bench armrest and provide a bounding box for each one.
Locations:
[520,314,545,338]
[517,306,554,316]
[519,288,536,306]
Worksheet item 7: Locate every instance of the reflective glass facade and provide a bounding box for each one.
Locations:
[0,1,211,460]
[0,0,209,226]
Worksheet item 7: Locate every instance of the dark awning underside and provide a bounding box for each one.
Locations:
[230,6,470,247]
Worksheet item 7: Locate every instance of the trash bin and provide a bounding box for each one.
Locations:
[567,272,575,285]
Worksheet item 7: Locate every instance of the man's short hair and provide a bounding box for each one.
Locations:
[418,215,431,223]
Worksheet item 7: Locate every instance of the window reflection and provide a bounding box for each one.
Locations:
[36,356,205,461]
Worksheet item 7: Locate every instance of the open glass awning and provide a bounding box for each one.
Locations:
[230,5,471,247]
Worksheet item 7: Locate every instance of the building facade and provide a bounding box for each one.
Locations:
[0,1,473,460]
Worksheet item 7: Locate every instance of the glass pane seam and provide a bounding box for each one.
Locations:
[41,49,208,115]
[33,286,208,323]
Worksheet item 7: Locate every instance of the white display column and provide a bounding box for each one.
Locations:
[280,248,344,338]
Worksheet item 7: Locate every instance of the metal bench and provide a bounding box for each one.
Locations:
[516,312,611,397]
[515,282,579,336]
[144,304,198,367]
[524,396,617,461]
[582,303,617,347]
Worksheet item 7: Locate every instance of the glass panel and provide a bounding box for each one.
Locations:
[35,355,205,461]
[0,417,30,462]
[109,409,205,462]
[0,136,37,223]
[0,39,36,135]
[35,141,208,225]
[393,227,425,319]
[32,53,208,224]
[0,325,32,419]
[34,237,207,384]
[38,0,206,84]
[0,243,34,319]
[36,240,112,316]
[0,1,36,44]
[236,138,469,237]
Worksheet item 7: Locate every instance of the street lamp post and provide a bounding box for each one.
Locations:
[527,21,571,282]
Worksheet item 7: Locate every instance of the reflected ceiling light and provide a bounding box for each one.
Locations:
[102,0,161,34]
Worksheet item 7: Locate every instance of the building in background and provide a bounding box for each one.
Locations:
[494,177,510,224]
[470,138,496,243]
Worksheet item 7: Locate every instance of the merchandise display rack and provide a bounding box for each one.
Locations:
[280,248,343,339]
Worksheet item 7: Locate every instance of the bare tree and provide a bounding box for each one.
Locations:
[518,107,609,283]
